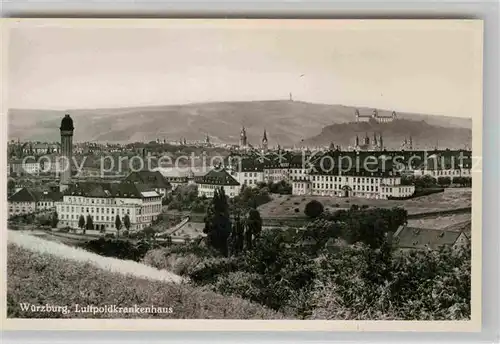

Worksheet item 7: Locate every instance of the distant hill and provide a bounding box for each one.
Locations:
[302,118,472,150]
[8,101,472,146]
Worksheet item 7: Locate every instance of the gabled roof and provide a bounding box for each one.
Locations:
[125,170,172,189]
[8,188,63,203]
[394,225,467,250]
[63,182,159,199]
[8,188,39,203]
[195,168,240,186]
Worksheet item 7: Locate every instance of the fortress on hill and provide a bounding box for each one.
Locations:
[355,109,397,124]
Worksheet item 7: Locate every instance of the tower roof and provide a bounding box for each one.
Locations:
[60,114,74,131]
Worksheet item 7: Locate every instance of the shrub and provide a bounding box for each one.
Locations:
[212,271,263,302]
[188,257,242,285]
[143,249,202,276]
[80,238,153,262]
[304,200,324,219]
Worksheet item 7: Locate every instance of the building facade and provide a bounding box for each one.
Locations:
[292,171,414,200]
[9,159,42,176]
[55,182,162,231]
[196,168,240,198]
[8,188,62,217]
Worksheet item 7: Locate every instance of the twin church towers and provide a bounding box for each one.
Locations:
[239,126,268,151]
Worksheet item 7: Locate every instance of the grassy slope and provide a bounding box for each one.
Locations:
[8,101,471,145]
[9,231,183,283]
[7,243,283,319]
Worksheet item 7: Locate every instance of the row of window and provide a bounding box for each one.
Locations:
[59,206,130,215]
[312,183,379,192]
[37,202,53,207]
[201,185,236,190]
[61,214,123,221]
[311,175,395,184]
[427,169,470,176]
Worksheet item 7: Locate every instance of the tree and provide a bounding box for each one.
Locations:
[78,215,85,232]
[85,214,93,234]
[7,179,16,195]
[229,215,245,256]
[203,187,231,256]
[304,200,324,219]
[123,214,131,232]
[414,175,437,189]
[437,176,451,187]
[50,211,59,229]
[246,208,263,244]
[115,215,122,238]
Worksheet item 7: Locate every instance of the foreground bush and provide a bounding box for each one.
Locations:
[7,244,282,319]
[143,250,202,276]
[309,242,471,320]
[80,238,157,262]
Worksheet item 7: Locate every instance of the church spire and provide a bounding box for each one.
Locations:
[261,129,268,151]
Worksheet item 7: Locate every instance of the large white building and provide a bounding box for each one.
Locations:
[292,172,414,199]
[55,182,162,231]
[196,168,240,198]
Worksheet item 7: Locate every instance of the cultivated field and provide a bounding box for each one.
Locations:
[258,188,472,218]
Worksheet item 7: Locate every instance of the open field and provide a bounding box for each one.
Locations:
[407,213,472,230]
[7,242,283,319]
[258,188,472,218]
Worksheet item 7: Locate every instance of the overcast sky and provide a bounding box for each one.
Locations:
[7,20,482,117]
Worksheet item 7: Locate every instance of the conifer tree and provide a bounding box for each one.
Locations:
[203,187,232,256]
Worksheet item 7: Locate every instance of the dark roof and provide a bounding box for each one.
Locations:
[195,168,240,186]
[8,188,38,202]
[125,170,172,189]
[394,225,466,250]
[63,182,158,198]
[60,114,74,131]
[8,188,62,203]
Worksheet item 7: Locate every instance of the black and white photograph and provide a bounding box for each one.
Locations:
[2,19,483,330]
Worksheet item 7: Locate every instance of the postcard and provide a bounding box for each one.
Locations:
[1,19,483,331]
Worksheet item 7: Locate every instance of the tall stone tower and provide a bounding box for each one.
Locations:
[60,114,74,192]
[261,129,268,152]
[239,126,247,148]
